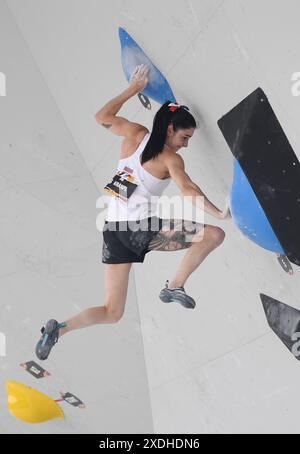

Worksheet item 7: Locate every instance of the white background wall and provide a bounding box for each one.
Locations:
[1,0,300,434]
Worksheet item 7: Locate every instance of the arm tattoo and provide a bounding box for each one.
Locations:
[101,123,112,130]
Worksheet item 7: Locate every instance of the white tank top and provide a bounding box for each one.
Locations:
[106,133,171,221]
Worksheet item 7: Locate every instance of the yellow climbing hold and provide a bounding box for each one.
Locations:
[6,380,65,424]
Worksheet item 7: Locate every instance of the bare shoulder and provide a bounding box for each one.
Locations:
[164,152,185,170]
[135,128,150,143]
[163,153,192,191]
[120,128,150,159]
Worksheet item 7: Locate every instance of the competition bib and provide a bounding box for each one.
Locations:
[104,167,140,203]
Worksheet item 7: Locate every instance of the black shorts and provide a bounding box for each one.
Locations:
[102,216,165,264]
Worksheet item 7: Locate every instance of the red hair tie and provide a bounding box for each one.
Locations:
[168,103,180,112]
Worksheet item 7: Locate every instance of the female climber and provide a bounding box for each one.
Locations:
[35,64,230,360]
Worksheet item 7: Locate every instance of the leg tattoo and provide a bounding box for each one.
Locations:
[148,219,204,252]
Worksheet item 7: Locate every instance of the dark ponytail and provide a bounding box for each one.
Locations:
[140,101,197,165]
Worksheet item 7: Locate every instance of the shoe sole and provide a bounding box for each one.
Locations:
[36,319,60,360]
[159,291,196,309]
